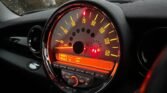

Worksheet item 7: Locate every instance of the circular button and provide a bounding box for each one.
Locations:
[68,76,79,87]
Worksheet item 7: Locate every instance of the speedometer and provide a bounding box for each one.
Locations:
[49,5,120,74]
[42,0,130,93]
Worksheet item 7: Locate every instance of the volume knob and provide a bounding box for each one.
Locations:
[68,76,79,87]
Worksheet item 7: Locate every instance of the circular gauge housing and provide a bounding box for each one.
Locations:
[49,5,121,70]
[42,0,130,93]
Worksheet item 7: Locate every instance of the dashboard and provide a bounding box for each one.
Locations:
[0,0,167,93]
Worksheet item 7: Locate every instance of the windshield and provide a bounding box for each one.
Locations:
[1,0,69,15]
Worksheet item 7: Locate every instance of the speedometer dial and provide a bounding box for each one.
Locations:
[42,1,129,92]
[49,6,120,74]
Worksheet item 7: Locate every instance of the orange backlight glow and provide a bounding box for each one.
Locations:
[56,53,115,73]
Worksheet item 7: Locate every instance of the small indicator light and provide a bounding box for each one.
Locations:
[83,11,86,16]
[91,48,100,54]
[97,48,100,52]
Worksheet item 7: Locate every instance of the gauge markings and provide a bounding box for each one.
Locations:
[100,18,104,23]
[110,38,118,42]
[76,13,79,19]
[104,38,110,45]
[57,33,62,36]
[109,30,114,34]
[70,16,76,27]
[91,14,98,27]
[89,12,92,18]
[55,40,64,44]
[99,23,110,34]
[104,38,118,45]
[111,54,119,58]
[65,20,69,25]
[112,46,119,49]
[105,50,111,56]
[82,17,86,24]
[99,27,105,34]
[105,50,119,58]
[104,23,110,29]
[60,26,68,34]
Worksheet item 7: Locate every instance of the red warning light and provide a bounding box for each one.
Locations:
[97,49,100,52]
[91,48,100,54]
[83,11,86,16]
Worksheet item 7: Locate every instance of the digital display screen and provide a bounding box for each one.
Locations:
[56,53,114,73]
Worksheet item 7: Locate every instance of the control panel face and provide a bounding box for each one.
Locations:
[43,2,121,92]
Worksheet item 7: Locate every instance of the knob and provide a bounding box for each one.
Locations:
[68,76,79,87]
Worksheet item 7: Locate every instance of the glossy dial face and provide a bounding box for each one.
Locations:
[48,5,120,75]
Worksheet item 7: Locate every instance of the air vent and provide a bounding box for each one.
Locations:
[27,25,42,58]
[138,27,167,74]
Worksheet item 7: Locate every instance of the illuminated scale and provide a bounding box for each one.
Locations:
[48,6,120,88]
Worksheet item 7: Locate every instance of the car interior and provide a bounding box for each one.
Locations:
[0,0,167,93]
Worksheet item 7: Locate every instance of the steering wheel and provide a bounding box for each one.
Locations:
[139,46,167,93]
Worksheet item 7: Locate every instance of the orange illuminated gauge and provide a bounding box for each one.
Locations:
[47,5,120,74]
[41,1,129,92]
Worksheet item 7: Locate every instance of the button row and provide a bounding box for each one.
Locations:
[53,63,108,79]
